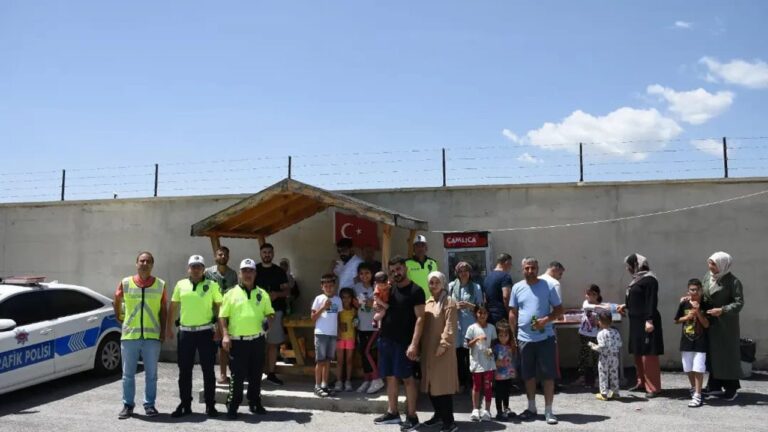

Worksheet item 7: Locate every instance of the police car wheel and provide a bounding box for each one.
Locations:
[94,334,121,375]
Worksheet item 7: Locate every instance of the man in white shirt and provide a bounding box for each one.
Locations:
[332,238,364,289]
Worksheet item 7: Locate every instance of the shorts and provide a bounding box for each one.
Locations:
[518,337,557,381]
[378,336,415,379]
[267,310,286,344]
[337,338,355,350]
[681,351,707,373]
[314,334,337,362]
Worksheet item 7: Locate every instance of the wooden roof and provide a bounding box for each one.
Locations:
[190,178,428,239]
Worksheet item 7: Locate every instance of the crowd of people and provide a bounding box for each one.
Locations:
[113,237,746,430]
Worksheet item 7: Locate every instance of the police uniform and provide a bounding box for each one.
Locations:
[405,255,439,300]
[171,273,222,413]
[220,275,274,415]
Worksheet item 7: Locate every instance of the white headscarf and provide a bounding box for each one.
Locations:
[428,271,448,309]
[708,251,733,284]
[624,253,657,287]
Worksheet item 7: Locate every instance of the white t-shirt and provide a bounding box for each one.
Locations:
[311,294,343,336]
[334,255,364,289]
[465,322,497,373]
[354,282,375,332]
[539,273,562,306]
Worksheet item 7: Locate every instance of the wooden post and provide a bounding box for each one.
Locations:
[210,236,221,256]
[407,230,416,258]
[381,224,393,272]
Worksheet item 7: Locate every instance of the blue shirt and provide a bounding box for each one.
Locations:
[510,279,562,342]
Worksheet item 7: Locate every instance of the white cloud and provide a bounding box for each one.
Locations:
[700,57,768,89]
[691,139,722,156]
[646,84,734,125]
[501,129,520,143]
[525,107,683,160]
[517,152,541,164]
[674,20,693,29]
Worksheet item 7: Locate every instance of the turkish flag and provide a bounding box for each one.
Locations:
[335,212,379,249]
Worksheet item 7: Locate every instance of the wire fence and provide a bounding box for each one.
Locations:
[2,136,767,203]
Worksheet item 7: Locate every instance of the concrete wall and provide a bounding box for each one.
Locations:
[1,178,766,369]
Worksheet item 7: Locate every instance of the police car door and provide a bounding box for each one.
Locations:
[46,289,108,374]
[0,291,55,392]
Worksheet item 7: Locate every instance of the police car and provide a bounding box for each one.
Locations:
[0,276,122,395]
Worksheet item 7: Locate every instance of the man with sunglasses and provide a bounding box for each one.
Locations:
[219,258,275,419]
[167,255,223,418]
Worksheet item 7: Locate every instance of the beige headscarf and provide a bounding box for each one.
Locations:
[708,251,733,284]
[428,271,448,309]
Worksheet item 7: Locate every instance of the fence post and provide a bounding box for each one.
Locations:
[288,156,292,179]
[442,148,447,187]
[154,163,159,197]
[722,137,728,179]
[61,169,66,201]
[579,143,584,182]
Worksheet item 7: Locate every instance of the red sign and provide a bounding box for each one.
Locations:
[443,232,489,249]
[334,212,380,249]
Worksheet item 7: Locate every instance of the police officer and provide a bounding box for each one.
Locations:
[167,255,223,418]
[405,235,439,300]
[114,251,168,419]
[219,258,275,419]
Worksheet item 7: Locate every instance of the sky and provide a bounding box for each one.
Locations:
[1,1,767,201]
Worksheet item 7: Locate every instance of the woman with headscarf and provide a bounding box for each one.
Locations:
[420,271,459,432]
[448,261,484,392]
[617,253,663,397]
[702,251,744,400]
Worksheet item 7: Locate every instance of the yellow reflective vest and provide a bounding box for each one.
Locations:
[121,276,165,340]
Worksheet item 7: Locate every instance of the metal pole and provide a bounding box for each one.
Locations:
[442,148,447,187]
[579,143,584,182]
[722,137,729,178]
[154,163,159,197]
[288,156,292,179]
[61,169,66,201]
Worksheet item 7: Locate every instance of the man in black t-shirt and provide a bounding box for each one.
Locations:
[483,253,514,325]
[373,256,425,431]
[673,278,711,408]
[255,243,289,386]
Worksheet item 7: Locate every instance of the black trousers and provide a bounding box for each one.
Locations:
[494,378,512,413]
[428,394,454,427]
[227,337,266,411]
[706,374,741,392]
[177,329,216,406]
[456,347,471,389]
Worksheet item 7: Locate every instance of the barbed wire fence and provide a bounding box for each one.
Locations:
[1,136,767,203]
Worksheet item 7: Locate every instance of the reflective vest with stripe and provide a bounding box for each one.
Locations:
[121,276,165,340]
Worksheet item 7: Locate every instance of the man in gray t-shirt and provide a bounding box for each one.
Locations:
[204,246,238,384]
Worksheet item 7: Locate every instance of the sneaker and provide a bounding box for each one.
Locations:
[495,412,507,421]
[334,381,344,392]
[118,405,133,419]
[374,411,402,425]
[171,403,192,418]
[367,378,385,394]
[595,393,610,401]
[345,381,354,392]
[357,381,371,393]
[315,386,330,397]
[423,415,441,427]
[688,394,703,408]
[545,412,558,425]
[400,415,420,431]
[249,404,267,415]
[504,408,517,419]
[206,405,220,417]
[721,390,738,401]
[265,373,284,386]
[470,409,480,422]
[144,406,159,417]
[518,409,537,421]
[480,409,491,421]
[689,387,695,398]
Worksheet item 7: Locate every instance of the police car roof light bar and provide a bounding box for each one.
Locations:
[1,276,47,285]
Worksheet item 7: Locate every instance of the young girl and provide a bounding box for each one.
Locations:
[492,320,517,421]
[465,305,497,422]
[578,284,613,387]
[589,311,623,400]
[354,263,384,394]
[372,271,390,329]
[335,287,357,392]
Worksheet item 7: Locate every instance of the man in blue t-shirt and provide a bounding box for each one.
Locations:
[509,257,563,425]
[483,253,514,325]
